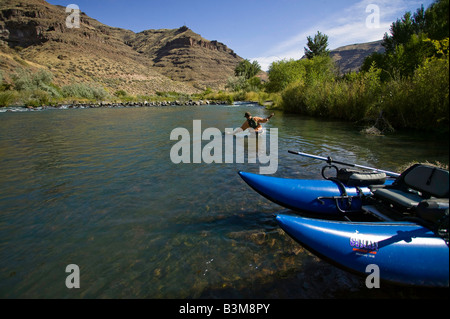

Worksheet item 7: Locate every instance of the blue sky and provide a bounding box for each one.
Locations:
[47,0,434,70]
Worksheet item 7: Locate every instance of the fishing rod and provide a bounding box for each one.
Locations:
[288,150,401,178]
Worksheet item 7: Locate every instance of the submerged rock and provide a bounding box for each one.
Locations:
[361,126,383,136]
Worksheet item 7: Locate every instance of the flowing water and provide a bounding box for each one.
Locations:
[0,104,448,298]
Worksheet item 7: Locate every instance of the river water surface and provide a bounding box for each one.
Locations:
[0,104,448,298]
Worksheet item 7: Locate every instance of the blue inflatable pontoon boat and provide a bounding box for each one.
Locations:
[239,162,449,287]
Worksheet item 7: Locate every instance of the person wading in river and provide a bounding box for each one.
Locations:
[229,112,274,135]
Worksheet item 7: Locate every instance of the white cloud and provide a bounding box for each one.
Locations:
[250,28,315,71]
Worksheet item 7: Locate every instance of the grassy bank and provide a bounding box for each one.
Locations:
[0,68,282,108]
[0,69,228,107]
[279,55,449,132]
[279,50,448,133]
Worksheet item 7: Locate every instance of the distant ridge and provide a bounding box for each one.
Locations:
[127,26,241,90]
[330,40,385,74]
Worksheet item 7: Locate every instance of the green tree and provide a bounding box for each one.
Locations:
[382,0,448,53]
[382,9,426,53]
[364,0,448,79]
[280,55,338,114]
[226,76,248,92]
[391,33,435,77]
[266,59,305,92]
[360,52,391,81]
[301,55,336,84]
[304,31,330,59]
[425,0,449,40]
[247,76,262,91]
[234,59,261,79]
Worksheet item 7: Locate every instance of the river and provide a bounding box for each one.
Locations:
[0,104,448,299]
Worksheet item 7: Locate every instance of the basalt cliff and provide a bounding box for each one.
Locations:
[0,0,242,94]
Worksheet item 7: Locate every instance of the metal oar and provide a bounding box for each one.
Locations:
[288,150,401,178]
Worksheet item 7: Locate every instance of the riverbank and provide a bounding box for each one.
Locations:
[0,99,236,112]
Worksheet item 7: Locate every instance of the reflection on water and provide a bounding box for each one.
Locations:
[0,105,448,298]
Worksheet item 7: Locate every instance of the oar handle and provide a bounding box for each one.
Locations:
[288,150,401,178]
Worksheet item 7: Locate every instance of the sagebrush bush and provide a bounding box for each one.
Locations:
[0,91,18,107]
[381,57,449,130]
[62,83,109,100]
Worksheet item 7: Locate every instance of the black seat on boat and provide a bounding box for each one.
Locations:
[373,188,423,208]
[372,164,449,209]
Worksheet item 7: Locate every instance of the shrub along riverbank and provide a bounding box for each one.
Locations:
[0,69,236,108]
[0,65,282,111]
[278,49,448,133]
